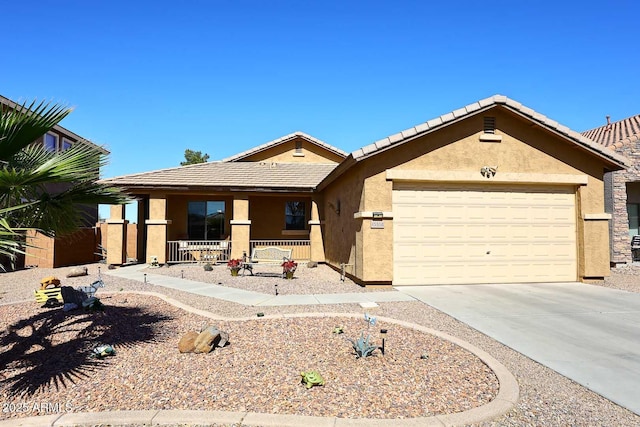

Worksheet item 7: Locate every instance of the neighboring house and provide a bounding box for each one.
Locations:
[582,114,640,265]
[1,94,108,267]
[101,95,628,286]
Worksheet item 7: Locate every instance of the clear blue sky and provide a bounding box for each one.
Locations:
[2,1,638,220]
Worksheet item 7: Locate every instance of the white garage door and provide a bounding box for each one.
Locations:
[393,183,577,285]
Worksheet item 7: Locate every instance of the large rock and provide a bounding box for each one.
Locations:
[66,266,88,278]
[193,326,229,353]
[178,331,199,353]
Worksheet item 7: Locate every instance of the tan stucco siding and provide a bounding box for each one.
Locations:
[239,138,344,163]
[321,165,366,280]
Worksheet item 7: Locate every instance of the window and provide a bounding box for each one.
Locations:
[285,201,306,230]
[188,201,225,240]
[61,138,72,151]
[628,204,639,237]
[44,133,58,152]
[295,140,303,153]
[44,133,73,152]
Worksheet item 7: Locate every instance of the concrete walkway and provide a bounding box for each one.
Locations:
[398,282,640,416]
[103,264,416,306]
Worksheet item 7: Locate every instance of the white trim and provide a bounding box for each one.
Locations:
[230,220,251,225]
[354,211,394,220]
[583,213,612,220]
[386,169,589,186]
[145,219,172,225]
[308,220,323,225]
[293,152,305,157]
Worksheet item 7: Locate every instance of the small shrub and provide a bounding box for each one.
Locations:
[203,263,213,271]
[347,332,378,358]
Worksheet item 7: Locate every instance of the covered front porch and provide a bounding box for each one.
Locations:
[105,192,324,266]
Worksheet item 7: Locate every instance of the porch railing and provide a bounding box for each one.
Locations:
[249,240,311,261]
[167,240,231,264]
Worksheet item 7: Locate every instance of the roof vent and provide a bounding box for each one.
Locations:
[484,117,496,134]
[606,115,612,131]
[270,162,277,169]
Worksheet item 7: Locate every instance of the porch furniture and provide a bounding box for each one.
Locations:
[241,247,292,276]
[632,235,640,262]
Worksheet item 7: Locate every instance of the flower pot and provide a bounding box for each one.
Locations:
[285,271,294,280]
[231,269,239,277]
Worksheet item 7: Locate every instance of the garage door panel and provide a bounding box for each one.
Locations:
[393,184,577,285]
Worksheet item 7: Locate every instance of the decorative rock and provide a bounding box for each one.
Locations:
[194,326,221,353]
[307,261,318,268]
[66,266,88,278]
[178,331,199,353]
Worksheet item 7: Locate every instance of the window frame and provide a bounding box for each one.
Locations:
[187,200,226,241]
[284,201,306,231]
[61,137,73,151]
[44,132,59,152]
[628,203,639,238]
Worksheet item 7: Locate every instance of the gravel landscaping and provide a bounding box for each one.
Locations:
[1,262,639,426]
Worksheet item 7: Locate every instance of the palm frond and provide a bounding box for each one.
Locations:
[0,100,71,161]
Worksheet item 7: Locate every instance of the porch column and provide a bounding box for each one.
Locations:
[106,205,128,266]
[230,195,251,259]
[309,198,325,262]
[145,195,171,264]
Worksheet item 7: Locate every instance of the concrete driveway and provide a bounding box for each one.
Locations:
[398,282,640,415]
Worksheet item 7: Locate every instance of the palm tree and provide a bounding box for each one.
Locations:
[0,100,128,268]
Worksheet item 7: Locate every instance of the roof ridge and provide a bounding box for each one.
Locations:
[222,131,347,162]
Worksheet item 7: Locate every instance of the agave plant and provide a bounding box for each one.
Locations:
[347,332,378,358]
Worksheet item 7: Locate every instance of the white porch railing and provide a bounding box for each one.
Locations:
[167,240,231,264]
[249,240,311,261]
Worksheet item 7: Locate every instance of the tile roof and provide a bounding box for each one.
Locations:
[349,94,629,168]
[0,94,108,154]
[582,114,640,150]
[99,161,338,191]
[222,131,347,162]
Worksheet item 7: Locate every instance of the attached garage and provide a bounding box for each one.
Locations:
[393,182,578,285]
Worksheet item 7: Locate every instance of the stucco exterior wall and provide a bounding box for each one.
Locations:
[322,165,366,281]
[238,138,344,164]
[323,107,611,284]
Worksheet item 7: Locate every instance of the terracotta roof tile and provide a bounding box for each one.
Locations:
[99,161,337,191]
[582,115,640,149]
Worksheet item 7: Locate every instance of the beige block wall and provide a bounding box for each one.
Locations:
[239,138,344,164]
[322,107,612,284]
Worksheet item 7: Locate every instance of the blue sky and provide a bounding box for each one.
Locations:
[2,1,639,220]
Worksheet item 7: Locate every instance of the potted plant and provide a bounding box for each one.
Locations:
[227,259,242,276]
[281,259,298,279]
